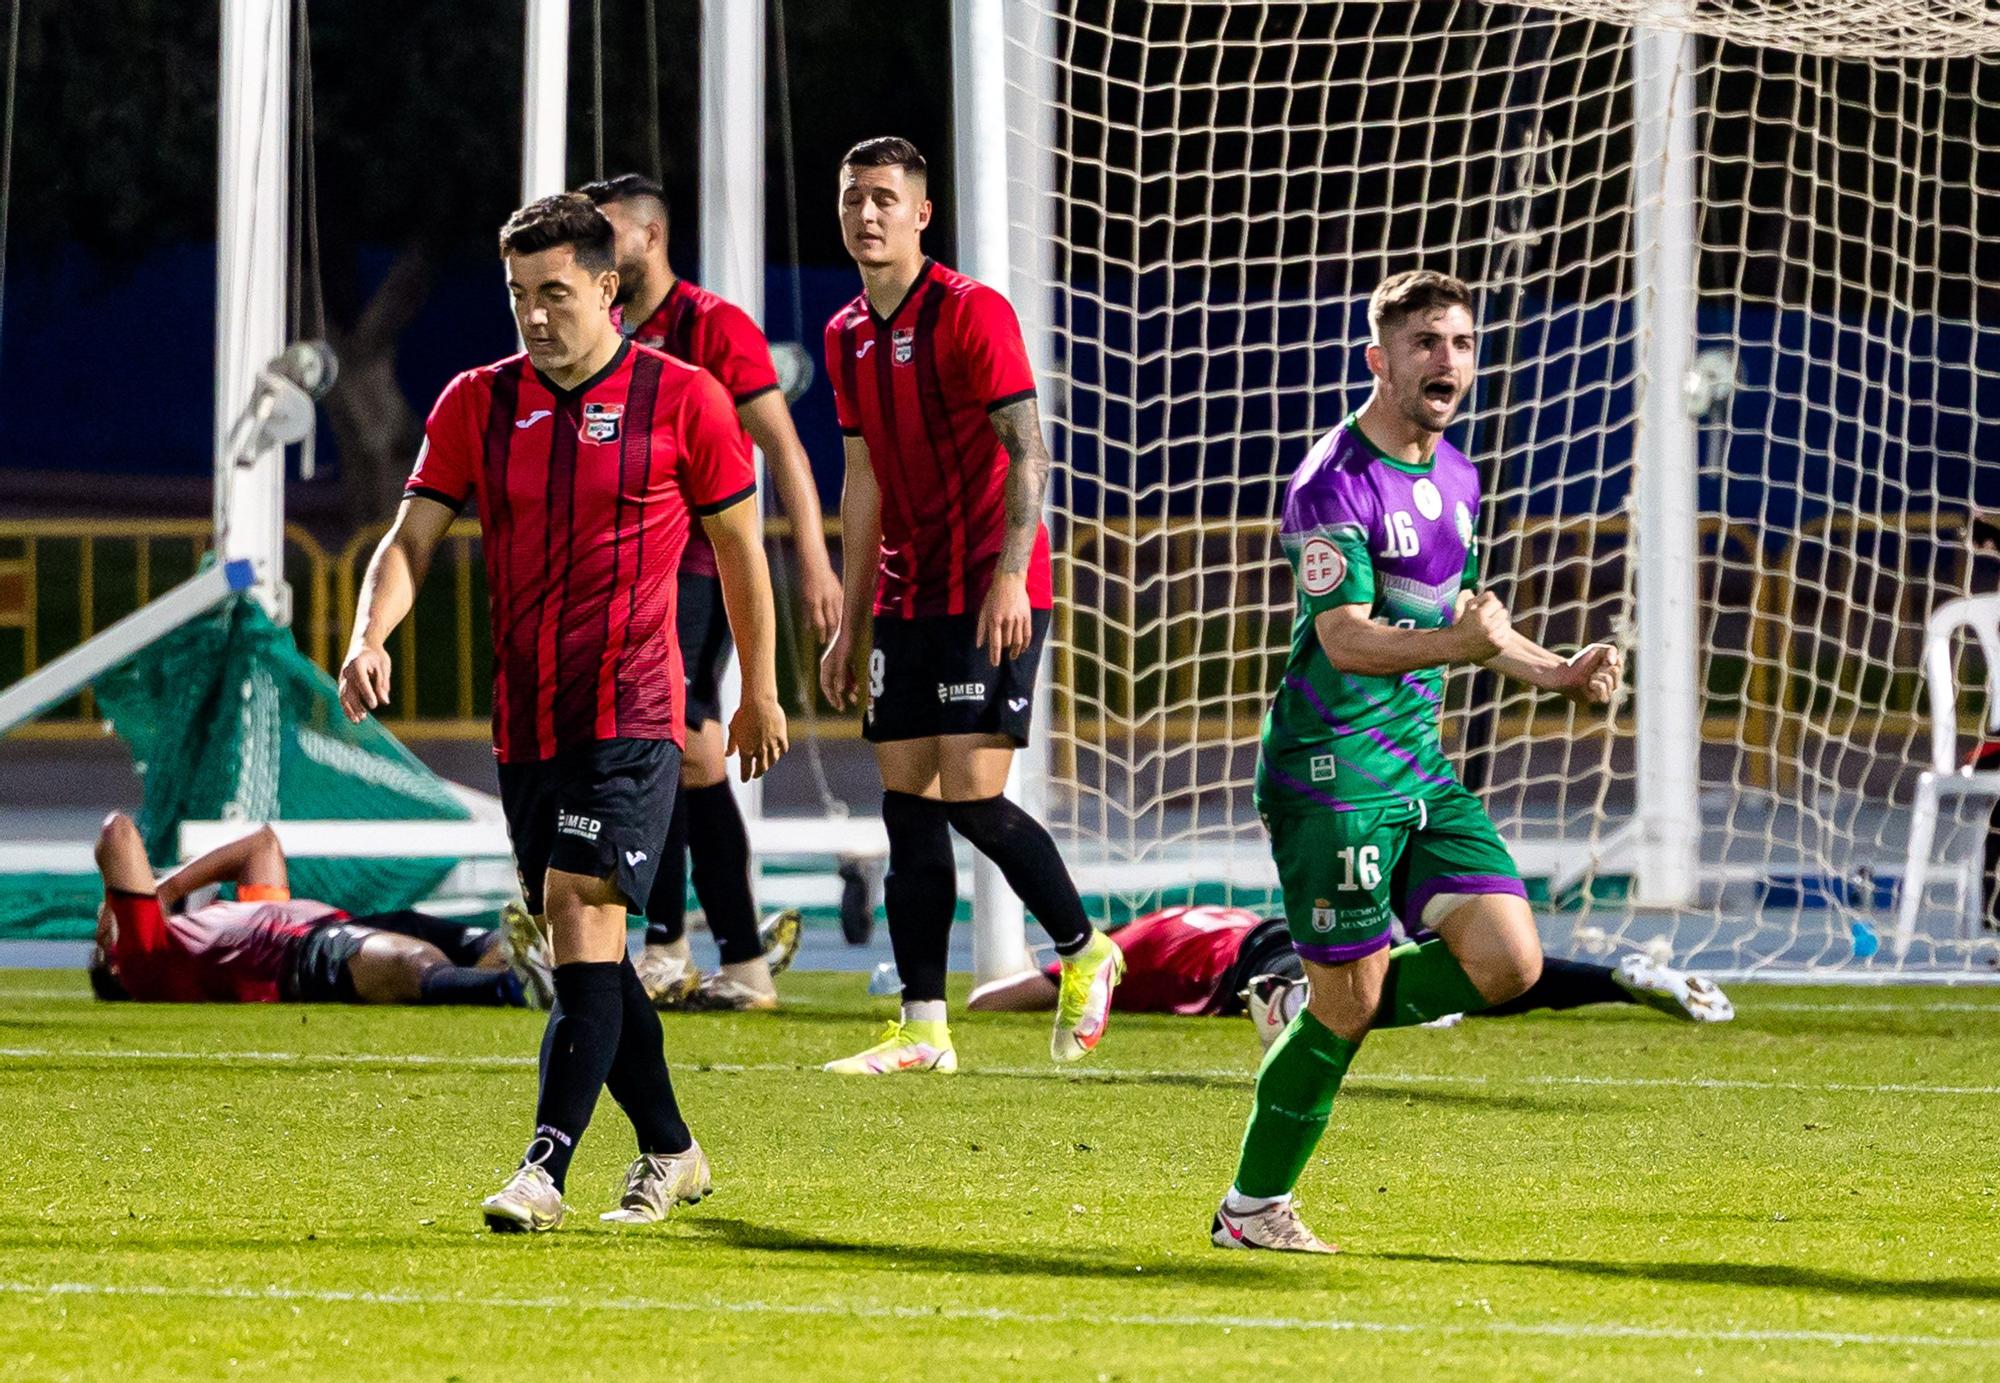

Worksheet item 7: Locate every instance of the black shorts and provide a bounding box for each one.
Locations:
[1216,918,1302,1015]
[678,572,733,731]
[281,921,369,1003]
[497,737,683,913]
[863,610,1050,746]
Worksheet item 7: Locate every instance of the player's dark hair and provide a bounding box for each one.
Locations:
[841,136,927,182]
[579,173,669,224]
[498,193,617,273]
[1369,269,1473,342]
[86,944,128,1001]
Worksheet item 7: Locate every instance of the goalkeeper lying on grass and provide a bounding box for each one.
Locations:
[86,811,552,1007]
[965,903,1733,1045]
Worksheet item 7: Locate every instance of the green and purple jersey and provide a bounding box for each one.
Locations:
[1256,413,1483,815]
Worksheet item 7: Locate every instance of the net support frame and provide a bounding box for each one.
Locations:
[215,0,292,623]
[1629,17,1703,905]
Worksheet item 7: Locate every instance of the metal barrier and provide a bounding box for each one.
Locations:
[2,511,1980,766]
[0,520,332,740]
[330,515,861,740]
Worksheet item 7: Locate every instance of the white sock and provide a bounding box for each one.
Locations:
[902,999,948,1026]
[1223,1188,1290,1215]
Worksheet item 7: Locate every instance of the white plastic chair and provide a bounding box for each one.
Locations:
[1895,593,2000,958]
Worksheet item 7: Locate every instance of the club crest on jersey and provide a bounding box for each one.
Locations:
[1299,536,1346,596]
[581,401,624,444]
[1455,500,1475,546]
[891,327,916,365]
[1412,476,1443,521]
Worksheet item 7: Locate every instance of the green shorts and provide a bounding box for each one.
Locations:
[1261,782,1526,966]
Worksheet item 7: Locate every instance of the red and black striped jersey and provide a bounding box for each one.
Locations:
[108,893,346,1004]
[405,340,755,762]
[620,279,780,580]
[824,259,1053,618]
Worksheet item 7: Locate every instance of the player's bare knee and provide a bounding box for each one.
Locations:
[1303,983,1373,1042]
[1435,894,1541,1003]
[543,870,629,963]
[681,722,728,788]
[1301,951,1388,1042]
[1477,942,1540,1005]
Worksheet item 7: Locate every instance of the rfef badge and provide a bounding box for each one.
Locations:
[582,401,624,444]
[892,327,916,365]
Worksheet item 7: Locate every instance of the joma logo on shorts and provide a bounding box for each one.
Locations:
[937,681,987,704]
[557,812,602,840]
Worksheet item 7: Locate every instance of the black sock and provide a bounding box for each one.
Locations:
[1474,957,1632,1018]
[604,959,694,1155]
[418,964,523,1007]
[643,788,692,949]
[687,781,761,966]
[348,909,494,967]
[525,961,625,1191]
[882,790,956,1003]
[944,795,1091,955]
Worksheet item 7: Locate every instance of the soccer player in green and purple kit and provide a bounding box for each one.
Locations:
[1211,270,1625,1254]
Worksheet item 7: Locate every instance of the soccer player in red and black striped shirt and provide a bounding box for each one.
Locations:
[815,138,1123,1076]
[582,173,841,1014]
[338,194,788,1233]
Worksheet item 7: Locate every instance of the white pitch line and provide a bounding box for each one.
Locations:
[0,1279,1993,1352]
[5,1045,2000,1099]
[1755,1001,2000,1013]
[4,988,2000,1014]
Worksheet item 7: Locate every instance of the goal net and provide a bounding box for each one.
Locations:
[1012,1,2000,977]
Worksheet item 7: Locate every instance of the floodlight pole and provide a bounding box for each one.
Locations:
[1631,19,1702,906]
[701,0,766,831]
[215,0,292,623]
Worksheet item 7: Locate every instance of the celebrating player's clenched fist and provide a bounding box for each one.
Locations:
[1451,589,1513,663]
[1559,642,1623,709]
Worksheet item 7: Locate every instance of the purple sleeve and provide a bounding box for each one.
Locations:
[1281,468,1376,613]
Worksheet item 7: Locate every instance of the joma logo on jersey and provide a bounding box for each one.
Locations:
[937,681,987,704]
[557,812,602,840]
[1309,754,1337,783]
[581,402,624,444]
[892,327,916,365]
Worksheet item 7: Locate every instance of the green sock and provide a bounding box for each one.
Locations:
[1230,1009,1360,1199]
[1374,937,1491,1028]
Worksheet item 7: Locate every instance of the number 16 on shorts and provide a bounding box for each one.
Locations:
[1339,846,1381,890]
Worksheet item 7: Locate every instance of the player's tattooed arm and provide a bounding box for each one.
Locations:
[989,396,1051,576]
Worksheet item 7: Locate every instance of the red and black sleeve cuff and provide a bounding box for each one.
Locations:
[733,382,782,406]
[404,485,467,513]
[693,482,759,517]
[985,387,1037,414]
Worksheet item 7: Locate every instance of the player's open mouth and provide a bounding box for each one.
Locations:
[1423,380,1457,403]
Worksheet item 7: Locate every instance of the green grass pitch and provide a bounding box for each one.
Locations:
[1,969,1998,1380]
